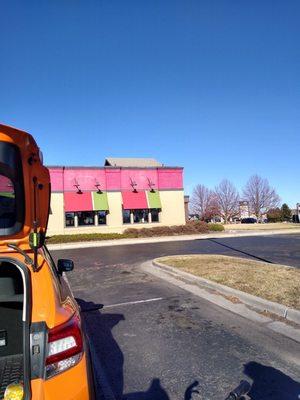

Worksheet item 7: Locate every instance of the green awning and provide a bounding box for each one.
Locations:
[92,191,109,211]
[147,190,162,209]
[0,192,15,198]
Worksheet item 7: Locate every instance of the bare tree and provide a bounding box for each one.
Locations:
[190,184,216,220]
[243,175,280,220]
[214,179,239,224]
[206,193,221,221]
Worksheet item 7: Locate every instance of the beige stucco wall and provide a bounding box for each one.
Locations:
[106,191,123,229]
[47,193,65,235]
[47,190,186,235]
[159,190,186,226]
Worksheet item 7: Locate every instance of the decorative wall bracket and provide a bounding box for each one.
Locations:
[130,178,138,193]
[73,179,82,194]
[94,180,103,194]
[147,177,156,192]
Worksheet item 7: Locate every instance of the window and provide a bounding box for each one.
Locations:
[0,176,16,230]
[0,142,24,236]
[65,211,107,227]
[133,209,149,223]
[78,211,94,226]
[65,212,75,227]
[151,208,160,222]
[123,209,131,224]
[123,208,161,224]
[97,211,107,225]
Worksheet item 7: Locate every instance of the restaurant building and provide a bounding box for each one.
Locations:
[47,158,186,235]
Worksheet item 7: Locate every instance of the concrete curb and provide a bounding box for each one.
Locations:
[47,228,300,251]
[152,259,300,326]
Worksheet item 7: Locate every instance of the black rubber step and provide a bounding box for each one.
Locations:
[0,354,23,398]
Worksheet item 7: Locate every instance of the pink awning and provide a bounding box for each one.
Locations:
[122,191,148,209]
[64,192,93,212]
[0,176,14,193]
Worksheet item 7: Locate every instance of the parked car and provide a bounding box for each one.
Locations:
[0,124,94,400]
[241,218,257,224]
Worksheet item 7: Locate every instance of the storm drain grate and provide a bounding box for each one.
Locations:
[0,354,23,398]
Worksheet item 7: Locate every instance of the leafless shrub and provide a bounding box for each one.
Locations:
[124,221,212,236]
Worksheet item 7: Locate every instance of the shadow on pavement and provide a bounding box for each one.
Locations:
[244,361,300,400]
[124,379,200,400]
[77,299,124,399]
[123,378,169,400]
[77,299,201,400]
[78,299,299,400]
[206,238,273,264]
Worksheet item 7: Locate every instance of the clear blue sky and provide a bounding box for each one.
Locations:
[1,1,299,206]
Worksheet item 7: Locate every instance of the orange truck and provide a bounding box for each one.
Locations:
[0,124,94,399]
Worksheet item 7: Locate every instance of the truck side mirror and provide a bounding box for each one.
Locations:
[57,259,74,275]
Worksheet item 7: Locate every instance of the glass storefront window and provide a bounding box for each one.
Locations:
[78,211,94,226]
[151,208,160,222]
[65,210,108,227]
[123,209,131,224]
[123,209,161,224]
[64,208,161,227]
[97,211,107,225]
[65,212,75,227]
[133,209,149,224]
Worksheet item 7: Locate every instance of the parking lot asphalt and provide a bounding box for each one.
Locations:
[52,234,300,400]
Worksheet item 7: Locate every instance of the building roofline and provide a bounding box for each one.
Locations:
[47,165,183,170]
[104,157,163,167]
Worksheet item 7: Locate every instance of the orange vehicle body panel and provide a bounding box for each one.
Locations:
[31,355,90,400]
[0,124,92,399]
[0,123,50,250]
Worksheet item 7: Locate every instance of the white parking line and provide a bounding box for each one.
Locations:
[103,297,164,309]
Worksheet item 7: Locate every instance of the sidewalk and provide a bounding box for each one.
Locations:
[47,228,300,251]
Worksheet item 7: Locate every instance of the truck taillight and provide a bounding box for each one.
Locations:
[45,314,83,379]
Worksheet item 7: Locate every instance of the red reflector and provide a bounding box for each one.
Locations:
[46,314,83,365]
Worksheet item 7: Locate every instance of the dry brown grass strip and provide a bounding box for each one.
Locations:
[158,255,300,310]
[224,222,300,231]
